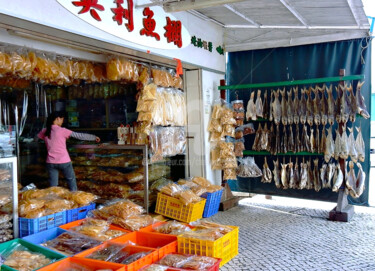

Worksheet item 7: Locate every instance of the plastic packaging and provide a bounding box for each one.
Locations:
[110,214,154,231]
[237,157,262,178]
[153,221,191,235]
[158,254,191,268]
[177,188,202,206]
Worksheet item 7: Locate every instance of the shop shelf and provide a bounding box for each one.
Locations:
[65,203,96,223]
[75,242,158,271]
[38,257,126,271]
[177,226,239,267]
[19,210,66,238]
[0,238,65,271]
[201,189,223,218]
[155,193,206,223]
[112,231,177,259]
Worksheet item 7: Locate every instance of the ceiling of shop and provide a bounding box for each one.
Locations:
[147,0,370,52]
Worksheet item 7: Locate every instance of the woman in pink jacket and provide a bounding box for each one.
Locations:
[38,111,100,191]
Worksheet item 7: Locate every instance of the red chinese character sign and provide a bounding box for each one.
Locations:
[58,0,190,49]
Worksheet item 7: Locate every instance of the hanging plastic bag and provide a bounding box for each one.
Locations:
[237,157,262,178]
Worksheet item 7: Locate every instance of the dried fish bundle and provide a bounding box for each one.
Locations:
[347,84,357,122]
[246,91,256,121]
[299,158,308,189]
[306,159,314,190]
[355,126,365,162]
[312,87,321,125]
[326,163,335,188]
[293,87,300,124]
[319,85,328,125]
[324,127,334,163]
[288,158,295,189]
[293,158,300,189]
[333,129,341,161]
[281,125,288,154]
[332,164,343,192]
[272,89,281,124]
[259,123,271,151]
[306,87,314,126]
[339,126,349,160]
[355,162,366,198]
[287,89,294,125]
[326,85,335,125]
[299,88,307,124]
[345,161,357,197]
[252,124,263,151]
[280,88,288,126]
[310,128,315,153]
[320,164,328,188]
[356,81,370,119]
[263,90,269,120]
[255,89,263,118]
[273,158,281,188]
[288,125,295,153]
[280,159,289,189]
[261,157,272,183]
[237,157,262,178]
[313,158,321,192]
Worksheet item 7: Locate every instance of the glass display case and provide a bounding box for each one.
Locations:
[0,156,18,242]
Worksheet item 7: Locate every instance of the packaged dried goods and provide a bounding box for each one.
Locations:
[110,214,154,231]
[223,168,237,180]
[176,188,202,206]
[231,100,244,111]
[153,220,191,235]
[237,157,262,178]
[158,254,190,268]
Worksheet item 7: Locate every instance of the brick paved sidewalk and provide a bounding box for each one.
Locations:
[209,195,375,271]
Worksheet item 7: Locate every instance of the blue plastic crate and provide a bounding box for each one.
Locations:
[19,211,67,238]
[65,203,95,223]
[201,189,223,218]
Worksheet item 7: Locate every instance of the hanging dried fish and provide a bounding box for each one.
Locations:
[313,158,321,192]
[318,85,328,125]
[255,89,263,118]
[269,91,274,122]
[326,85,335,125]
[301,125,311,152]
[280,88,288,125]
[355,162,366,198]
[263,90,269,120]
[272,89,282,124]
[275,124,281,154]
[320,164,327,188]
[299,158,308,189]
[252,124,263,151]
[293,157,300,189]
[339,84,349,123]
[335,85,342,123]
[332,164,343,192]
[281,125,288,153]
[299,88,307,124]
[288,158,295,189]
[246,91,257,121]
[293,87,300,124]
[356,126,365,162]
[310,127,315,153]
[320,126,326,155]
[306,87,314,126]
[312,87,321,125]
[315,127,321,154]
[305,159,313,189]
[281,159,289,189]
[346,161,357,197]
[269,124,276,154]
[261,157,273,183]
[326,163,335,189]
[339,125,349,160]
[260,123,270,151]
[295,125,301,153]
[324,127,334,163]
[333,129,341,161]
[356,81,370,119]
[273,158,281,188]
[348,127,358,163]
[347,84,357,122]
[288,125,295,153]
[287,88,294,125]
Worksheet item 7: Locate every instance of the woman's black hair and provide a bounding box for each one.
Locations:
[45,111,65,138]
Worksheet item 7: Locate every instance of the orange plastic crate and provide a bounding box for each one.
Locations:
[177,226,239,267]
[38,257,126,271]
[75,242,158,271]
[155,193,206,223]
[112,231,177,259]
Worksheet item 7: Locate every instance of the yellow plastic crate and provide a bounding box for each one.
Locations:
[177,226,239,267]
[155,193,206,223]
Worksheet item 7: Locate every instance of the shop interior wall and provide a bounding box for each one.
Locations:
[226,38,371,205]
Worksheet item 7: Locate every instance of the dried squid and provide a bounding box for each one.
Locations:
[246,91,256,121]
[326,85,335,125]
[287,88,294,125]
[281,88,288,125]
[273,158,281,188]
[261,157,272,183]
[356,126,365,162]
[356,81,370,119]
[255,89,263,118]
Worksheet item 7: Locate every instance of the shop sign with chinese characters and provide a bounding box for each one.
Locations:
[57,0,191,50]
[191,36,224,55]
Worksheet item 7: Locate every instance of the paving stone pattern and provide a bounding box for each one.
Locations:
[209,196,375,271]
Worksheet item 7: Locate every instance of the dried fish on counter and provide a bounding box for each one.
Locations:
[273,158,281,188]
[288,158,295,189]
[318,85,328,125]
[280,160,289,189]
[332,164,344,192]
[345,161,357,197]
[324,127,334,163]
[299,158,308,190]
[261,157,272,183]
[356,126,365,162]
[306,87,314,126]
[299,88,307,124]
[272,89,281,124]
[356,81,370,119]
[293,87,300,124]
[313,158,321,192]
[312,87,321,125]
[355,162,366,198]
[237,157,262,178]
[287,89,294,125]
[255,89,263,118]
[293,158,300,189]
[347,84,357,122]
[326,85,335,125]
[281,88,288,125]
[252,124,262,151]
[246,91,256,121]
[263,90,269,120]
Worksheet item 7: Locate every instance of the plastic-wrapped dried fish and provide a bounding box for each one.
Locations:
[306,87,314,126]
[281,125,288,154]
[346,161,357,197]
[347,84,357,122]
[252,124,262,151]
[299,88,307,124]
[255,89,263,118]
[288,125,295,153]
[313,158,321,192]
[310,127,315,153]
[246,91,256,121]
[280,88,288,125]
[293,158,300,189]
[332,164,343,192]
[273,158,281,188]
[261,157,272,183]
[318,85,328,125]
[263,90,269,120]
[288,158,295,189]
[312,87,321,125]
[347,127,358,163]
[339,126,349,160]
[272,89,281,124]
[320,163,327,188]
[333,129,340,160]
[356,126,365,162]
[326,163,335,188]
[356,81,370,119]
[237,157,263,178]
[287,89,294,125]
[324,127,334,163]
[320,127,326,155]
[281,160,289,189]
[293,87,300,124]
[355,162,366,198]
[299,158,308,189]
[326,85,335,125]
